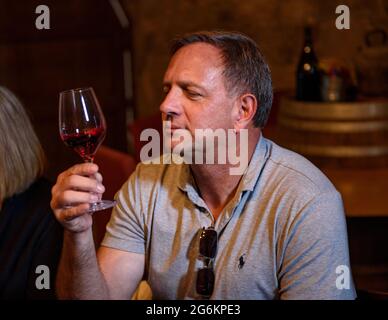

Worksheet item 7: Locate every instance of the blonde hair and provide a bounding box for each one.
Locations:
[0,86,45,201]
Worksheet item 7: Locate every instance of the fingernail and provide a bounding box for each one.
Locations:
[91,194,99,202]
[96,184,104,192]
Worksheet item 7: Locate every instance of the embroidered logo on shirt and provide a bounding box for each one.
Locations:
[238,254,246,270]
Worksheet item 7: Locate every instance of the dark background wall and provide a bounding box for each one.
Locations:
[124,0,388,118]
[0,0,130,180]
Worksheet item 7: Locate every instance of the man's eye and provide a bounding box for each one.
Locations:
[162,87,170,94]
[187,91,201,98]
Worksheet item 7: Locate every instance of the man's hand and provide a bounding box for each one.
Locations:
[51,163,105,233]
[52,163,144,300]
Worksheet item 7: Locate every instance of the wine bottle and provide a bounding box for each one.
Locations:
[296,26,321,101]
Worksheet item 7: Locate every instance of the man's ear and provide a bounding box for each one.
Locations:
[234,93,258,132]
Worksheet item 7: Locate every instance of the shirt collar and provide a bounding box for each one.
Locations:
[177,134,269,194]
[177,163,194,193]
[239,134,269,192]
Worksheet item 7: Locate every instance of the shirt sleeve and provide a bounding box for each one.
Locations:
[278,190,357,300]
[101,165,146,254]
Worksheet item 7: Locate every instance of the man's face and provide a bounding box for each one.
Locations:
[160,43,238,151]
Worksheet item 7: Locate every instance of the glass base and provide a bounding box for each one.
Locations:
[89,200,117,212]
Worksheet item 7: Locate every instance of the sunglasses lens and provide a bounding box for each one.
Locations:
[199,228,217,258]
[196,268,215,297]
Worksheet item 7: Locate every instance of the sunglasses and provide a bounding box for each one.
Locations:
[196,226,218,298]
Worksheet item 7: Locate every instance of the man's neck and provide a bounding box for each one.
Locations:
[190,129,260,221]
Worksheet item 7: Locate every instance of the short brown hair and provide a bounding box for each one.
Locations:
[171,31,273,128]
[0,86,45,201]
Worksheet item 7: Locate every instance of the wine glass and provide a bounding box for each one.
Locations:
[59,87,116,212]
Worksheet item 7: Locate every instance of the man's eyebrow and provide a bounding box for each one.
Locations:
[163,81,205,91]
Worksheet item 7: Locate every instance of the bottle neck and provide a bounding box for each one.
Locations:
[304,27,313,46]
[300,27,317,62]
[305,26,312,39]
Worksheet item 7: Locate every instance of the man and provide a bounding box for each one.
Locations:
[51,31,356,299]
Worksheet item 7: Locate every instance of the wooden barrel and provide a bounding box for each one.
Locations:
[277,98,388,168]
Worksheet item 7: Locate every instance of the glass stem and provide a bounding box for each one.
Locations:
[84,157,98,208]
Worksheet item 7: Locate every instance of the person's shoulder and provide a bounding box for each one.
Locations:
[2,177,58,229]
[24,177,54,205]
[260,139,345,230]
[10,177,53,205]
[28,177,63,236]
[263,138,336,196]
[29,176,53,193]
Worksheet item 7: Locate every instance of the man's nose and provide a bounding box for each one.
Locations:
[159,89,181,117]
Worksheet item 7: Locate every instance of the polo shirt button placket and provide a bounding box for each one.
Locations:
[198,206,207,214]
[198,206,214,224]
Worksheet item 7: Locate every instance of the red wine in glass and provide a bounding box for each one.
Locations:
[61,127,106,162]
[59,87,116,212]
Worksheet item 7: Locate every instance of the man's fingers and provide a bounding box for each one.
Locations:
[94,172,103,183]
[51,165,105,226]
[64,175,105,193]
[56,190,100,208]
[66,163,99,177]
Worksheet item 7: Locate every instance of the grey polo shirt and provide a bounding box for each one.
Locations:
[102,136,356,300]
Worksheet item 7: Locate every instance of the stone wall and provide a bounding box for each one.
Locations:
[123,0,388,118]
